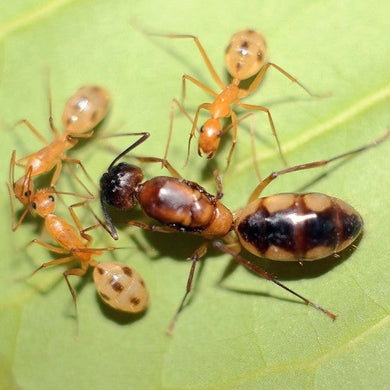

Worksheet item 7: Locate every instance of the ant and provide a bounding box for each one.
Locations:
[151,29,322,171]
[7,150,94,232]
[99,129,390,333]
[8,85,110,231]
[27,188,149,325]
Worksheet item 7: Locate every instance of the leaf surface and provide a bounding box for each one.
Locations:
[0,0,389,389]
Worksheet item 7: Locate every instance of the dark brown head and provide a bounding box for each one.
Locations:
[100,163,144,239]
[99,132,150,240]
[100,163,143,210]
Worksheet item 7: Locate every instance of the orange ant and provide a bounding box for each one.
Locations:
[8,150,94,232]
[8,85,110,231]
[152,29,322,172]
[27,189,149,326]
[99,131,390,333]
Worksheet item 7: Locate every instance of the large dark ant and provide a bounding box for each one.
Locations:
[99,130,390,333]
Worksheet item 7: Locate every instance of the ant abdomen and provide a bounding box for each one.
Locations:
[225,29,267,80]
[62,85,110,133]
[235,193,363,261]
[93,262,149,313]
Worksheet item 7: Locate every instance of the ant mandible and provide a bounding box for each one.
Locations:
[99,130,390,333]
[28,189,149,325]
[8,85,110,231]
[151,29,322,171]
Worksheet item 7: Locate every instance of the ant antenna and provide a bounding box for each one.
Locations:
[106,132,150,171]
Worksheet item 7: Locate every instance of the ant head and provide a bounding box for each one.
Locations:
[62,86,110,134]
[14,176,34,206]
[225,30,267,80]
[198,119,222,158]
[31,189,56,218]
[100,163,144,210]
[99,132,150,240]
[100,163,144,240]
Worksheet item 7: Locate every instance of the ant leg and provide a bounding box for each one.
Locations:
[237,102,288,168]
[68,201,95,243]
[64,263,89,294]
[63,263,89,339]
[63,267,88,301]
[241,62,326,98]
[30,239,70,254]
[248,128,390,203]
[148,33,225,89]
[67,131,94,139]
[14,119,50,144]
[225,111,239,172]
[81,217,114,238]
[9,150,16,186]
[172,98,196,124]
[213,170,223,199]
[166,241,209,335]
[49,161,63,188]
[56,158,96,196]
[220,112,262,177]
[126,220,177,233]
[30,255,76,281]
[222,234,242,255]
[223,112,263,181]
[31,256,81,275]
[168,102,252,169]
[213,241,337,320]
[164,98,195,163]
[14,153,36,167]
[31,237,115,260]
[52,161,94,206]
[134,156,183,179]
[182,74,218,103]
[221,112,254,135]
[68,201,117,242]
[29,253,80,338]
[249,114,262,182]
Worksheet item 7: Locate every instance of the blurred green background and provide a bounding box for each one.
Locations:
[0,0,389,389]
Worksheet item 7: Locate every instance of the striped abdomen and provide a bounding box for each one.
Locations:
[234,193,363,261]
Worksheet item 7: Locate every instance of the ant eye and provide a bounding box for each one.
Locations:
[49,195,54,202]
[25,190,31,197]
[32,202,36,209]
[200,126,204,133]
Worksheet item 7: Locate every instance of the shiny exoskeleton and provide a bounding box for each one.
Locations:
[99,130,390,333]
[29,189,148,322]
[100,133,233,241]
[93,262,149,313]
[156,29,320,173]
[102,170,232,237]
[235,193,362,261]
[8,85,110,231]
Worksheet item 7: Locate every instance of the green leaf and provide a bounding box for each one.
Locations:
[1,0,389,389]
